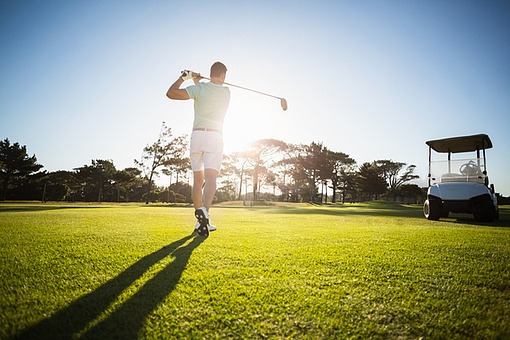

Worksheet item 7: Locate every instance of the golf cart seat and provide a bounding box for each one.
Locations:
[441,173,463,182]
[441,173,485,184]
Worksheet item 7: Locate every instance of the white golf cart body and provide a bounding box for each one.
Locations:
[423,134,499,222]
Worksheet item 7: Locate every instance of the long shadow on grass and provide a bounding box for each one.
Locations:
[258,203,425,218]
[435,213,510,228]
[251,203,510,226]
[16,234,205,339]
[0,205,108,212]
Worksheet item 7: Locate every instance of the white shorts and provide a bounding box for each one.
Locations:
[190,130,224,172]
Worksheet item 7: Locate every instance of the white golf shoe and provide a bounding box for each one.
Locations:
[194,221,217,232]
[194,207,217,236]
[194,207,209,237]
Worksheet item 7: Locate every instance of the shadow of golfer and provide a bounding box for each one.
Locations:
[16,234,205,339]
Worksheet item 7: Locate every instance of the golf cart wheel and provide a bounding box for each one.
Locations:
[423,199,441,220]
[472,198,496,222]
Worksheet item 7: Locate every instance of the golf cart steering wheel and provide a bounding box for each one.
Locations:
[459,161,480,176]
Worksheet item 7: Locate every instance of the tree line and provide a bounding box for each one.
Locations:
[1,123,424,204]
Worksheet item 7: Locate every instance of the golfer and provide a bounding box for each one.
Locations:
[166,61,230,237]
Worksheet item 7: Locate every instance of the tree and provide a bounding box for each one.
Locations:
[0,138,43,200]
[167,182,192,203]
[162,133,190,186]
[216,179,237,202]
[74,159,116,202]
[323,151,356,203]
[340,168,359,203]
[245,139,287,201]
[357,162,387,200]
[375,160,419,201]
[276,143,310,202]
[135,122,189,204]
[264,170,278,196]
[217,154,241,201]
[396,184,425,204]
[40,170,75,201]
[273,144,301,202]
[113,167,143,202]
[292,142,327,202]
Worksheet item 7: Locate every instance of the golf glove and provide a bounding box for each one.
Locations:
[181,70,193,81]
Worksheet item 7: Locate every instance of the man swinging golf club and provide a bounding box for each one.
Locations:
[166,61,230,237]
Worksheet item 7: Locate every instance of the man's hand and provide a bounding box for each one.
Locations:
[181,70,193,81]
[182,70,202,85]
[191,72,202,85]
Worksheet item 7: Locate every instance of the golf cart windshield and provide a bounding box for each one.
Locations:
[426,134,492,185]
[429,157,487,184]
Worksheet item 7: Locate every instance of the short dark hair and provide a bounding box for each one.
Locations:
[210,61,227,78]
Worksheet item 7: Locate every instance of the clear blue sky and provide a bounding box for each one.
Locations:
[1,0,509,195]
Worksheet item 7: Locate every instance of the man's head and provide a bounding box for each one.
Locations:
[210,61,227,83]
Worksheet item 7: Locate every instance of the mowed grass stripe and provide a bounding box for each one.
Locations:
[1,203,509,339]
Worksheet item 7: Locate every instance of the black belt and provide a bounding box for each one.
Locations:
[193,128,221,133]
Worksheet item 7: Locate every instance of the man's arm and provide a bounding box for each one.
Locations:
[166,72,202,100]
[166,77,189,100]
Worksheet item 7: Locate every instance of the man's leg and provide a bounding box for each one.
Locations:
[203,168,219,211]
[193,170,210,236]
[192,170,204,210]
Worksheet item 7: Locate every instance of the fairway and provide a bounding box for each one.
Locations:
[1,202,509,339]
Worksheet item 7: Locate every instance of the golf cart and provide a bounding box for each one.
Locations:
[423,133,499,222]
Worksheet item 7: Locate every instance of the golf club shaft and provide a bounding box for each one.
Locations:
[200,76,283,100]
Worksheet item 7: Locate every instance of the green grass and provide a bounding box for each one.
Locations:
[1,202,509,339]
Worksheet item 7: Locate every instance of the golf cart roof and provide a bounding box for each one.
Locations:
[426,134,493,153]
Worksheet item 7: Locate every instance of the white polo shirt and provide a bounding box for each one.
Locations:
[186,82,230,133]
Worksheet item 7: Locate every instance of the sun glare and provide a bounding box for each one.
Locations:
[222,90,285,153]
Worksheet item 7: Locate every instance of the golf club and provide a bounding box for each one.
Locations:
[183,71,288,111]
